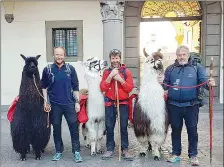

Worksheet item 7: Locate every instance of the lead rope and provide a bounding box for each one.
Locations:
[33,74,51,128]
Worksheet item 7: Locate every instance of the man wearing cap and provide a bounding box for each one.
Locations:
[100,49,134,161]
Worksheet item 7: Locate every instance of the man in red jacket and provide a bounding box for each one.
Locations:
[100,49,134,161]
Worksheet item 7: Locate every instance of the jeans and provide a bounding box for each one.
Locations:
[167,104,199,158]
[105,104,129,152]
[50,102,80,153]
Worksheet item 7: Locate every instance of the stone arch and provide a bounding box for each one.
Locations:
[124,1,222,99]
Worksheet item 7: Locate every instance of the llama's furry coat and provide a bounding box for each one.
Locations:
[133,51,169,160]
[10,55,51,161]
[81,57,107,156]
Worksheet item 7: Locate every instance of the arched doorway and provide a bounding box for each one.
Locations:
[124,1,222,100]
[140,1,202,79]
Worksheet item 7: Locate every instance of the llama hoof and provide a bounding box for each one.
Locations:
[35,156,42,160]
[154,156,160,161]
[147,146,152,152]
[91,152,96,156]
[20,154,26,161]
[96,150,103,154]
[35,151,42,160]
[139,152,146,157]
[85,144,91,149]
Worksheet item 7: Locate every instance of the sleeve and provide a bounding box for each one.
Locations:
[41,67,49,89]
[197,64,209,90]
[70,65,79,91]
[120,69,134,93]
[162,65,172,90]
[100,70,110,93]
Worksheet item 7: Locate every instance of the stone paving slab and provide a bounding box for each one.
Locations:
[0,111,223,167]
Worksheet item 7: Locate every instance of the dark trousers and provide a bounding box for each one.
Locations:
[50,102,80,154]
[105,104,129,152]
[167,104,199,158]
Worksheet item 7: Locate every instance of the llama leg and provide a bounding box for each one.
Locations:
[82,124,90,149]
[150,134,166,161]
[96,120,105,154]
[85,134,91,149]
[86,121,97,156]
[148,141,152,152]
[20,146,28,161]
[10,122,29,161]
[137,136,149,157]
[34,149,42,160]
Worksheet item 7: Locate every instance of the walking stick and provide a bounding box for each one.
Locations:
[209,57,214,164]
[115,80,122,161]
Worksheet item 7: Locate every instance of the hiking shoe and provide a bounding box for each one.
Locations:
[52,153,62,161]
[101,151,114,160]
[190,156,199,166]
[122,150,134,161]
[167,154,181,163]
[73,151,83,163]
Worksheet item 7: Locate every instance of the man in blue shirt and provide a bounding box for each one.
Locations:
[159,45,215,166]
[41,46,83,163]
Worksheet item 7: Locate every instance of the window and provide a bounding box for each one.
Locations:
[46,20,83,62]
[141,1,201,18]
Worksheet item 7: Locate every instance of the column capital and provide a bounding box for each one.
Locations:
[100,1,124,23]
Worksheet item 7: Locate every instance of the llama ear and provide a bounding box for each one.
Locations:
[20,54,26,60]
[36,55,41,60]
[143,47,149,58]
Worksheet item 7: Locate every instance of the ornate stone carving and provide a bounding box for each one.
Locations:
[100,1,124,22]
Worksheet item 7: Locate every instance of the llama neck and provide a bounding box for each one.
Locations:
[85,71,101,95]
[141,66,158,86]
[19,72,42,97]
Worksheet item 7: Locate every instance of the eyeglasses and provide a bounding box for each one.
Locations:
[109,49,121,56]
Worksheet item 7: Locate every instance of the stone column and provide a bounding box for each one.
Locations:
[0,3,2,108]
[100,1,124,64]
[220,1,224,103]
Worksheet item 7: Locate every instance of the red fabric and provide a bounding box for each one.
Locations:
[164,91,168,101]
[77,94,88,123]
[100,64,134,107]
[7,96,19,123]
[128,94,137,123]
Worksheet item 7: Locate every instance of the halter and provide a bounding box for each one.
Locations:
[89,60,102,71]
[151,58,162,71]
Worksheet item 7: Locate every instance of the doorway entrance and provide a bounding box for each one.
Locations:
[139,1,202,80]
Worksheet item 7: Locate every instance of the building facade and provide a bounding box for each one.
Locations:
[0,1,223,106]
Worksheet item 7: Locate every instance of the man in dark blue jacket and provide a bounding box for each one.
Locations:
[41,46,83,163]
[161,45,215,166]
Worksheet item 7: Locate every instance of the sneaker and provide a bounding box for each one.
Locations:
[101,151,114,160]
[52,153,63,161]
[122,150,134,161]
[167,154,181,163]
[190,156,199,166]
[73,151,83,163]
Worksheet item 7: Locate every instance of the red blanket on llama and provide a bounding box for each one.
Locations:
[7,92,167,123]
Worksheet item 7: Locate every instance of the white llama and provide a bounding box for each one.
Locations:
[81,57,108,156]
[133,49,169,160]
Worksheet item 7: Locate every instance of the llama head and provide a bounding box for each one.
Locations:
[83,57,108,72]
[20,54,41,77]
[143,48,164,73]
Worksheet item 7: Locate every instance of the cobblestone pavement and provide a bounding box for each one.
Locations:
[1,109,223,167]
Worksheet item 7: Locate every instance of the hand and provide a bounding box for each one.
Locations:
[208,77,215,87]
[75,102,80,113]
[109,68,119,78]
[113,73,124,83]
[157,73,164,83]
[44,102,51,112]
